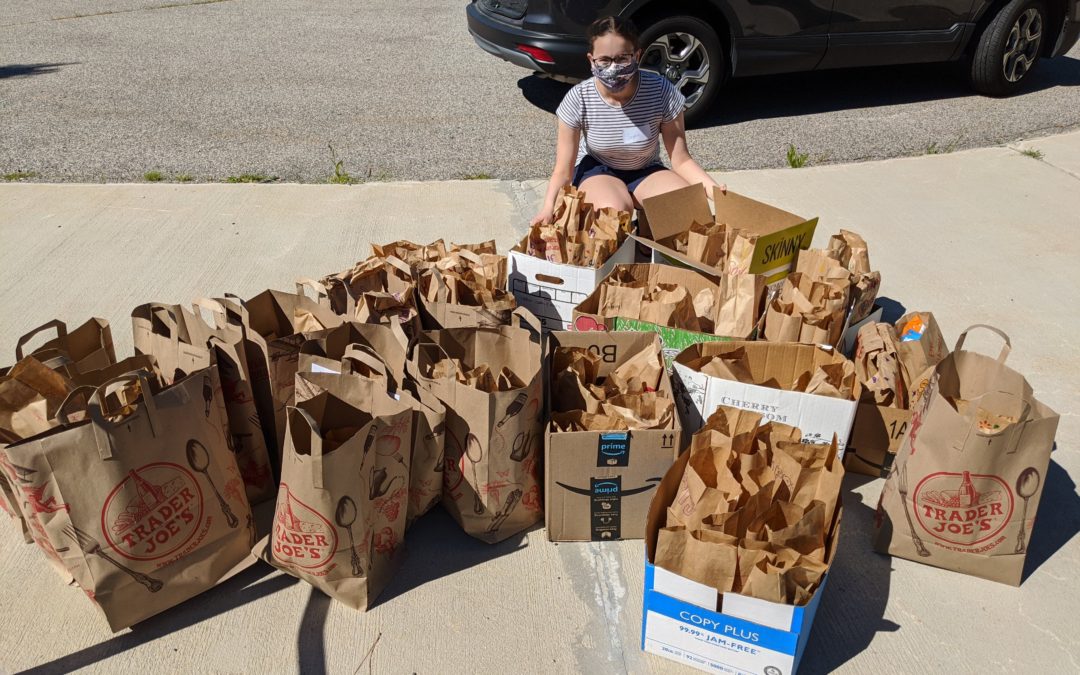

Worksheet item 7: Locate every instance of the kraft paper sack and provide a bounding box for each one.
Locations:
[132,302,276,504]
[255,384,412,610]
[10,317,117,377]
[408,309,544,543]
[297,324,445,527]
[873,325,1059,586]
[2,365,255,631]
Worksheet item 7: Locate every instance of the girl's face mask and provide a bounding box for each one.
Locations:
[591,57,638,93]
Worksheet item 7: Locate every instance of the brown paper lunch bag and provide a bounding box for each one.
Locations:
[297,324,445,527]
[10,317,117,377]
[2,365,255,631]
[132,302,276,504]
[254,385,413,610]
[873,325,1059,586]
[407,309,545,543]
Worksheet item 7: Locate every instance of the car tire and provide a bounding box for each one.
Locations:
[969,0,1048,95]
[638,15,726,126]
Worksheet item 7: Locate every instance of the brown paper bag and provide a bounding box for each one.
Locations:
[3,366,255,631]
[894,311,949,401]
[232,286,345,468]
[874,325,1059,586]
[12,318,117,376]
[408,310,544,543]
[297,324,445,527]
[855,322,906,408]
[133,302,276,504]
[255,381,412,610]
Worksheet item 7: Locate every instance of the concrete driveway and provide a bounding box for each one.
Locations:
[2,0,1079,182]
[0,133,1078,674]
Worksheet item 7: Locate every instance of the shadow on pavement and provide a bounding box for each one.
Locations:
[374,504,533,606]
[517,55,1080,130]
[876,295,908,326]
[799,473,900,674]
[1022,456,1079,583]
[0,63,78,79]
[297,586,333,675]
[21,562,296,675]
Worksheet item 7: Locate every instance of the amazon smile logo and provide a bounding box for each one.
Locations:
[555,477,662,498]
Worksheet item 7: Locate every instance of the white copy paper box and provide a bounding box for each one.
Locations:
[507,237,635,331]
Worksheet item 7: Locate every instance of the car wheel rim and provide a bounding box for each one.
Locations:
[1002,8,1042,83]
[641,32,711,109]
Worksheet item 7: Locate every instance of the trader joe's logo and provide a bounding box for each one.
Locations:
[914,471,1013,546]
[101,462,204,561]
[272,485,337,570]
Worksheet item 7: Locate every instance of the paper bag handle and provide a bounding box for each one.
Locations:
[219,293,251,326]
[55,385,96,425]
[295,277,329,303]
[954,324,1011,363]
[191,297,229,331]
[342,344,389,378]
[287,406,325,489]
[15,319,67,360]
[87,370,160,460]
[451,247,485,267]
[510,306,543,339]
[383,255,415,279]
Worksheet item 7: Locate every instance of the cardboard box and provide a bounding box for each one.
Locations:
[507,236,636,331]
[672,341,859,454]
[642,451,829,675]
[572,264,762,365]
[635,184,818,287]
[844,403,910,477]
[545,331,681,541]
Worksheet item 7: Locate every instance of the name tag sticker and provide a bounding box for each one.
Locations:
[623,126,649,144]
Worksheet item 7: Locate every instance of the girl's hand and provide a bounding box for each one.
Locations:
[716,182,728,195]
[530,207,554,227]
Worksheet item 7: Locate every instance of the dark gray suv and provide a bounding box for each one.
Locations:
[467,0,1080,124]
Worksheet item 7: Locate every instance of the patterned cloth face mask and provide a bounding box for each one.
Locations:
[591,58,639,93]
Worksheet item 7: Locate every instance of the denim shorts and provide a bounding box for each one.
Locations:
[571,155,666,193]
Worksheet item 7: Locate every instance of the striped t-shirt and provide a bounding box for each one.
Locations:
[556,70,686,170]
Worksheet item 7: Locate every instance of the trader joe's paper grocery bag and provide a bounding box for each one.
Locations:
[255,383,412,610]
[298,322,445,527]
[874,326,1059,586]
[408,309,544,543]
[2,365,255,631]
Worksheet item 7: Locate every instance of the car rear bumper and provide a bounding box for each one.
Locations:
[466,2,590,78]
[1051,0,1080,56]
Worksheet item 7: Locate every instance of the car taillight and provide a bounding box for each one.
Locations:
[516,44,555,64]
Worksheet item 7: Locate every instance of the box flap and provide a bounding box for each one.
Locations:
[640,183,712,242]
[713,189,809,235]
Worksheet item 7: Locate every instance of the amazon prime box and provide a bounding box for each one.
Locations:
[545,331,681,541]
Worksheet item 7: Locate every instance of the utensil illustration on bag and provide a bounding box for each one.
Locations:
[202,374,213,418]
[368,467,404,501]
[335,496,363,576]
[1015,467,1040,554]
[509,429,533,463]
[486,488,523,534]
[359,425,378,468]
[898,463,931,557]
[185,439,239,528]
[63,525,163,592]
[496,392,528,428]
[465,433,484,514]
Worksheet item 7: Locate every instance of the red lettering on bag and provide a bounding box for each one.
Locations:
[271,485,337,570]
[913,471,1014,548]
[101,462,205,561]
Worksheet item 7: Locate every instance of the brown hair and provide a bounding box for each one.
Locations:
[586,15,640,51]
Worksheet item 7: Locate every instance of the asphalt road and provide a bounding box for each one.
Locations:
[2,0,1079,182]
